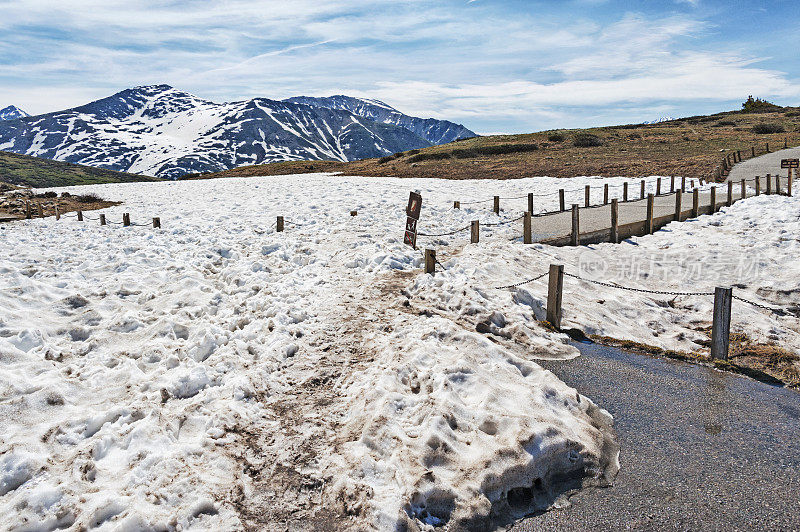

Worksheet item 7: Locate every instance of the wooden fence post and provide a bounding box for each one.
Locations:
[711,287,732,360]
[37,203,43,217]
[755,176,761,196]
[692,188,699,217]
[710,187,717,213]
[546,264,564,330]
[100,214,106,226]
[585,185,591,208]
[776,175,782,195]
[527,193,534,213]
[766,174,772,195]
[766,142,770,153]
[571,204,580,246]
[559,189,565,212]
[523,212,532,244]
[670,176,675,193]
[470,220,479,243]
[737,150,741,162]
[789,172,793,197]
[424,249,436,274]
[727,181,733,207]
[493,196,500,215]
[277,216,284,232]
[350,210,358,217]
[656,177,662,196]
[610,199,619,243]
[751,146,755,158]
[646,194,655,234]
[123,213,131,227]
[55,205,60,220]
[741,179,746,200]
[604,183,609,204]
[681,176,686,192]
[640,179,646,199]
[623,182,629,202]
[25,202,31,219]
[453,201,460,209]
[77,210,83,222]
[690,179,695,189]
[153,217,161,229]
[674,189,682,221]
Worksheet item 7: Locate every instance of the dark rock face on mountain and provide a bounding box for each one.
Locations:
[0,106,28,121]
[285,95,476,145]
[0,86,473,179]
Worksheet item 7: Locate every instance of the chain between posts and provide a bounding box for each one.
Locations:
[494,270,549,290]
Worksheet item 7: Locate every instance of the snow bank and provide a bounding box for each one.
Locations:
[1,172,793,529]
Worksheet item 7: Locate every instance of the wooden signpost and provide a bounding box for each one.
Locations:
[781,159,798,196]
[404,191,422,249]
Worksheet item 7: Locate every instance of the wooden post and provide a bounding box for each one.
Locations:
[277,216,284,232]
[646,194,655,234]
[670,176,675,193]
[123,213,131,227]
[527,193,534,213]
[546,264,564,330]
[470,220,479,243]
[55,205,60,220]
[424,249,436,274]
[656,177,662,196]
[610,199,619,243]
[776,176,782,196]
[737,150,741,162]
[711,287,732,360]
[692,188,699,217]
[681,176,686,192]
[789,172,793,197]
[766,174,772,195]
[755,176,761,196]
[37,203,43,217]
[751,146,755,158]
[454,201,460,209]
[77,210,83,222]
[100,214,106,226]
[640,179,646,199]
[710,187,717,213]
[766,142,770,153]
[674,189,682,221]
[493,196,500,215]
[741,179,746,200]
[603,183,609,205]
[523,212,532,244]
[623,182,628,202]
[571,204,580,246]
[350,210,358,217]
[559,189,565,212]
[585,185,590,208]
[25,202,31,219]
[153,217,161,229]
[690,179,695,189]
[727,181,733,207]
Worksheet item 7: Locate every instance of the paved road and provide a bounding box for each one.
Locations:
[727,146,800,183]
[511,341,800,531]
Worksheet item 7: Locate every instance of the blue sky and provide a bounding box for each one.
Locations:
[1,0,798,134]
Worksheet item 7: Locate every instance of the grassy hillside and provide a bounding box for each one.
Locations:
[196,105,800,182]
[0,150,159,188]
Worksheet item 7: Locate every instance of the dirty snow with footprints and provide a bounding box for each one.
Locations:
[0,173,797,530]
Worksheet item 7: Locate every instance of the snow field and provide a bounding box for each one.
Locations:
[0,172,795,530]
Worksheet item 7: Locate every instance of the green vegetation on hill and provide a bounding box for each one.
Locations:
[0,151,159,188]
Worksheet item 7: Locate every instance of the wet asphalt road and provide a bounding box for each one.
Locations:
[511,341,800,531]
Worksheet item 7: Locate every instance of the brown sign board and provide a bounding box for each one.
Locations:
[781,159,799,169]
[404,191,422,248]
[407,192,422,220]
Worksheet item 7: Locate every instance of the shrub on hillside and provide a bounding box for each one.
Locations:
[407,152,451,163]
[378,156,393,164]
[75,193,102,203]
[752,123,785,134]
[34,191,57,198]
[547,132,565,142]
[573,133,602,147]
[742,96,782,113]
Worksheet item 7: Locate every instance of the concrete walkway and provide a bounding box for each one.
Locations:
[727,146,799,183]
[512,341,800,530]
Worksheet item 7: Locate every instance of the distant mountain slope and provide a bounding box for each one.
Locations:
[0,150,159,188]
[0,105,28,121]
[285,95,476,145]
[0,85,476,179]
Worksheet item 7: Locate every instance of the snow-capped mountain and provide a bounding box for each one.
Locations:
[642,116,677,124]
[0,105,28,121]
[285,95,475,145]
[0,85,473,179]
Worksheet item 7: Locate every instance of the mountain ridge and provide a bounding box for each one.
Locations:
[0,105,28,121]
[0,85,475,179]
